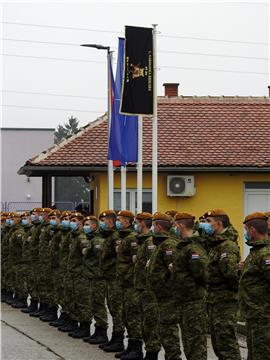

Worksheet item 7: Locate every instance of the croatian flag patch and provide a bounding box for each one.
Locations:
[220,252,227,259]
[265,258,270,265]
[191,253,200,260]
[165,250,173,256]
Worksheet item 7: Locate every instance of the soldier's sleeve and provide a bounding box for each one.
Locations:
[218,242,240,289]
[260,252,270,283]
[79,233,90,251]
[161,240,176,268]
[128,234,139,256]
[188,243,208,284]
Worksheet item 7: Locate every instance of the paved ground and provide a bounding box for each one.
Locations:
[1,303,248,360]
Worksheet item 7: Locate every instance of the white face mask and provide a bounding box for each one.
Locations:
[150,225,156,234]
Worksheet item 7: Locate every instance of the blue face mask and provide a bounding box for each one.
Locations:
[31,214,37,222]
[50,219,57,227]
[5,219,11,225]
[61,220,70,229]
[175,227,181,237]
[99,221,108,231]
[244,229,250,243]
[116,221,122,230]
[9,219,15,227]
[70,222,78,231]
[199,222,214,235]
[83,225,92,235]
[21,219,29,226]
[39,215,44,223]
[134,223,141,233]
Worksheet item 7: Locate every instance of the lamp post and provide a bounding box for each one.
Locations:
[81,44,114,210]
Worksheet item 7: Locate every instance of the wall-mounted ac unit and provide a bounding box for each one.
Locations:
[167,175,196,197]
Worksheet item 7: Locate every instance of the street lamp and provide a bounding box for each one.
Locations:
[80,43,114,210]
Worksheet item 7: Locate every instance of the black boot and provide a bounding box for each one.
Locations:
[49,312,68,327]
[1,289,8,302]
[30,302,47,317]
[7,294,16,306]
[38,303,50,319]
[4,291,14,304]
[21,299,38,313]
[87,327,108,344]
[40,306,58,322]
[69,321,90,339]
[121,340,143,360]
[58,319,78,333]
[103,332,124,353]
[12,297,28,309]
[115,339,132,358]
[143,352,159,360]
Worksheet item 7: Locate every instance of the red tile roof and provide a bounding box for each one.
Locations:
[26,96,270,168]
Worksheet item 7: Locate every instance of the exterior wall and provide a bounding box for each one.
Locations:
[93,171,270,255]
[1,128,54,211]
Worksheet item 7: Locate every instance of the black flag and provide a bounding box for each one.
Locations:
[120,26,153,115]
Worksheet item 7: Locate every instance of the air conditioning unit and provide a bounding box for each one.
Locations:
[167,175,196,197]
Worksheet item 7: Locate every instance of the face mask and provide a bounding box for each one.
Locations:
[9,219,15,227]
[175,227,181,237]
[50,219,57,227]
[70,222,78,231]
[199,222,214,235]
[83,225,92,235]
[244,229,251,243]
[150,225,156,235]
[134,223,141,234]
[39,215,44,223]
[116,221,122,230]
[61,220,70,229]
[99,221,108,231]
[5,219,11,225]
[21,219,29,226]
[31,214,37,222]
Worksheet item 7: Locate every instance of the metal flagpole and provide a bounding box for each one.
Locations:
[121,166,127,210]
[137,115,143,213]
[107,50,114,210]
[152,24,158,213]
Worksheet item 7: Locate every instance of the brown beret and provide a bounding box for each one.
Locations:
[117,210,135,219]
[136,212,152,220]
[165,210,178,217]
[11,212,21,218]
[264,211,270,219]
[70,212,84,221]
[175,212,195,221]
[204,209,228,217]
[83,215,98,223]
[20,212,30,218]
[40,208,52,213]
[60,210,71,219]
[49,209,61,217]
[243,212,268,224]
[152,212,172,222]
[99,210,116,219]
[199,215,206,220]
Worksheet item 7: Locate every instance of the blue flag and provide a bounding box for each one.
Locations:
[108,38,138,166]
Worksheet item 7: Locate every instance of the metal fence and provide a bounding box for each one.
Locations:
[2,201,90,212]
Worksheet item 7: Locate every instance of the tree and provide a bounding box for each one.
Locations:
[54,116,79,144]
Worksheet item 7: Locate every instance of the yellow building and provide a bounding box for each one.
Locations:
[19,86,270,256]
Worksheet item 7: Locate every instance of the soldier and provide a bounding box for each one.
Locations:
[65,212,91,338]
[172,212,208,360]
[239,212,270,360]
[147,212,181,360]
[99,210,125,353]
[114,210,143,360]
[165,210,178,240]
[1,212,14,303]
[82,216,108,345]
[205,209,241,360]
[133,212,160,360]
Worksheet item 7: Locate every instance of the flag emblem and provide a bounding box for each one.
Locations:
[165,250,173,256]
[221,252,227,259]
[265,258,270,265]
[191,253,200,260]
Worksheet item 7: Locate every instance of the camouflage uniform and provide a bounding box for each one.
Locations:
[134,232,160,353]
[19,223,33,299]
[116,227,142,340]
[239,238,270,360]
[172,232,208,360]
[83,229,107,330]
[66,228,90,322]
[48,226,62,306]
[206,228,241,360]
[1,224,13,293]
[100,228,124,334]
[147,232,181,360]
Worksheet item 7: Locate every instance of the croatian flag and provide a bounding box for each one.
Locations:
[108,38,138,166]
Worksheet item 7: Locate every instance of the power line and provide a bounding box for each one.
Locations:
[161,65,268,75]
[2,21,269,46]
[2,37,269,60]
[2,89,106,100]
[1,53,107,64]
[2,104,104,113]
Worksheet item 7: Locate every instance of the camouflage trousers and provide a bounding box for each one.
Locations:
[62,271,74,315]
[90,279,107,329]
[15,264,30,298]
[106,278,124,334]
[157,297,181,360]
[208,300,241,360]
[122,286,142,340]
[139,289,160,352]
[28,262,39,301]
[177,299,207,360]
[246,318,270,360]
[69,273,91,322]
[36,266,53,305]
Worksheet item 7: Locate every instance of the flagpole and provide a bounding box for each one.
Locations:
[152,24,158,213]
[137,115,143,213]
[121,166,127,210]
[107,49,114,210]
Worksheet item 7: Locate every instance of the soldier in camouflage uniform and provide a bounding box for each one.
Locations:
[239,212,270,360]
[99,210,125,352]
[147,212,181,360]
[172,212,208,360]
[114,210,143,360]
[134,212,160,360]
[82,216,108,345]
[205,209,241,360]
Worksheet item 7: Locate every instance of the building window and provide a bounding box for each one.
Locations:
[114,189,152,213]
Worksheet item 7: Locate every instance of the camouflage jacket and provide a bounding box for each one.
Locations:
[172,232,208,303]
[83,230,105,279]
[206,227,240,303]
[29,222,43,264]
[147,232,178,299]
[239,238,270,320]
[48,227,62,270]
[67,228,89,275]
[38,222,53,273]
[116,228,138,287]
[21,224,33,265]
[58,227,71,276]
[1,225,13,265]
[134,232,155,290]
[8,224,25,266]
[100,228,120,280]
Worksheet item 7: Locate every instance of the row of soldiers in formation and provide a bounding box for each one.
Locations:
[1,207,270,360]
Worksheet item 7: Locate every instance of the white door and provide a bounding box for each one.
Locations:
[244,188,270,258]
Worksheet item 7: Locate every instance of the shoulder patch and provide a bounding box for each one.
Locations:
[265,258,270,265]
[165,249,173,256]
[191,252,200,260]
[131,241,138,247]
[220,252,227,259]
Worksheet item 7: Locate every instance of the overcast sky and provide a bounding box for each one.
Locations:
[1,1,269,129]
